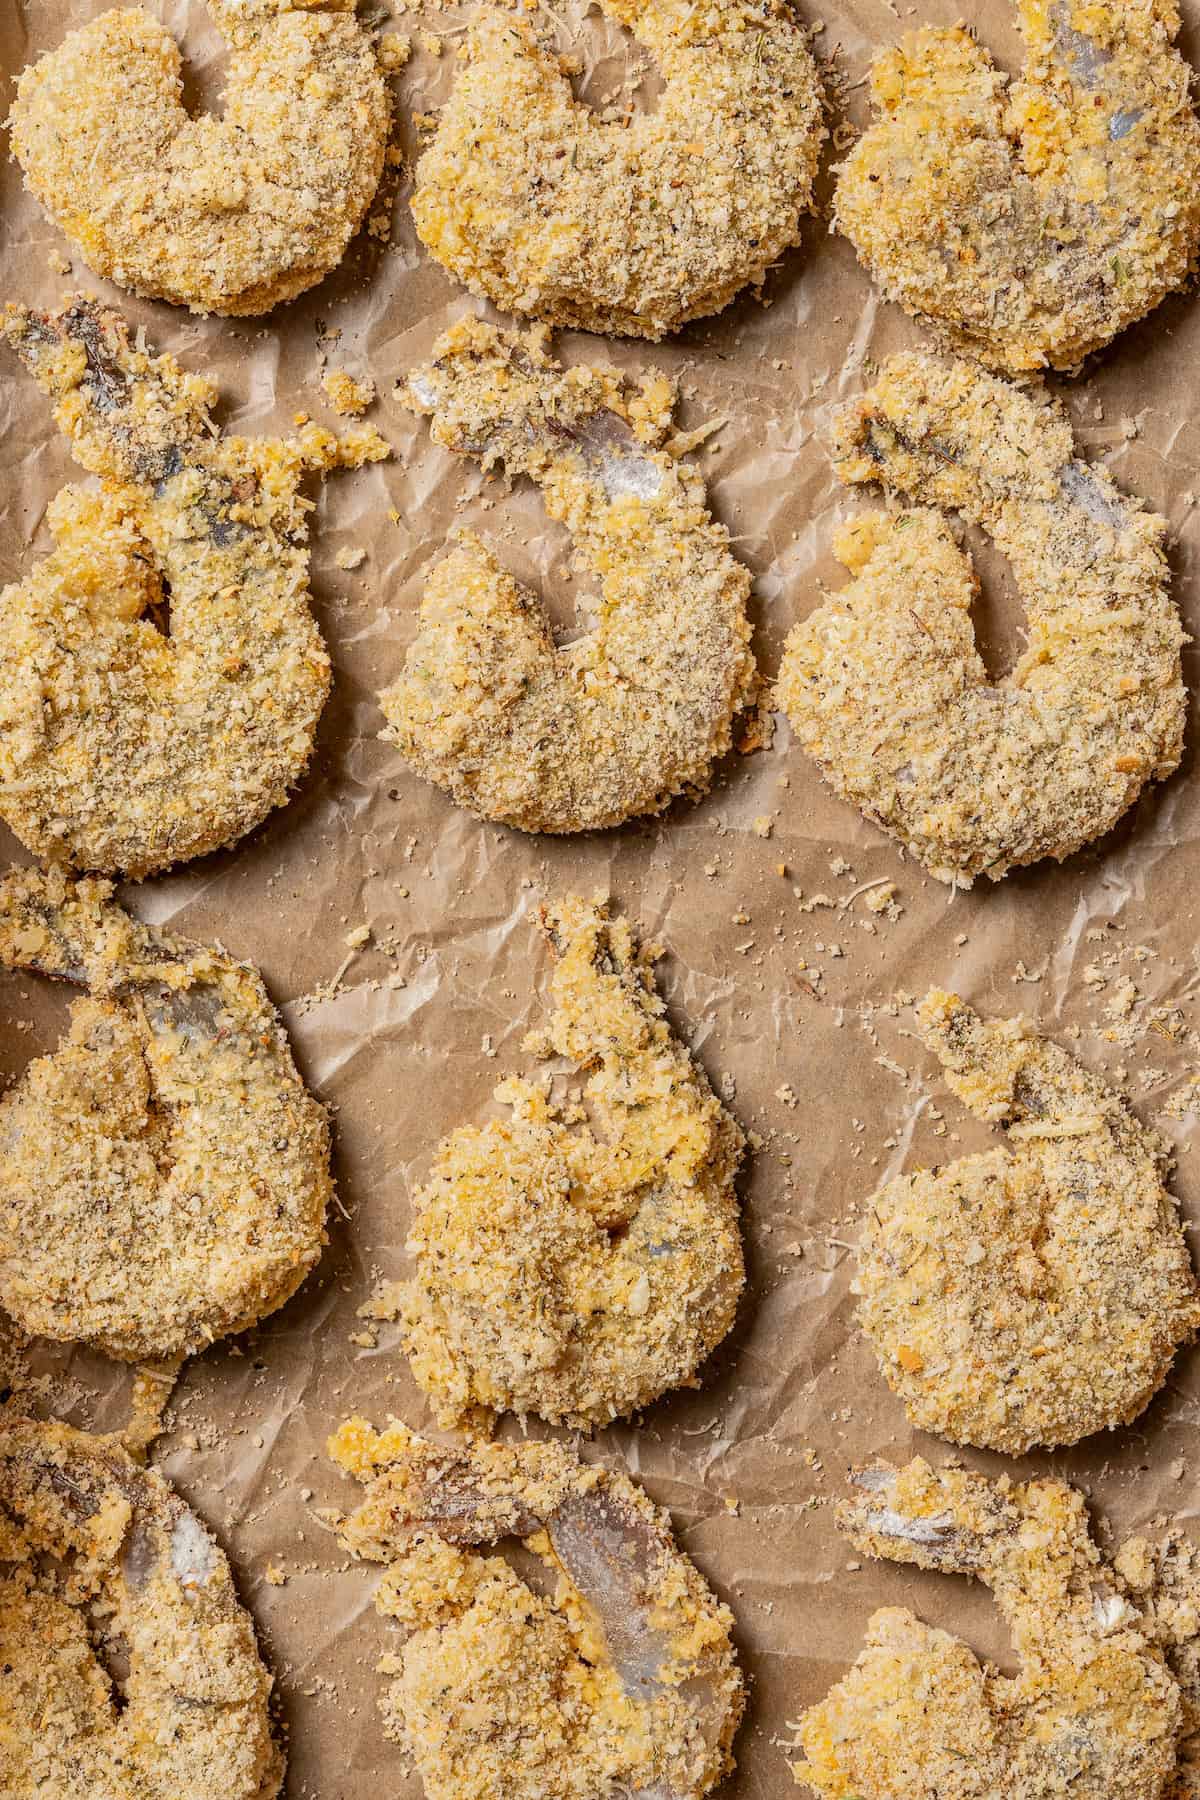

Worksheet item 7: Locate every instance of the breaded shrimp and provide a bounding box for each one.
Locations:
[776,353,1186,886]
[0,1415,282,1798]
[0,298,385,879]
[1118,1532,1200,1800]
[330,1419,745,1800]
[794,1458,1183,1800]
[855,990,1200,1455]
[383,318,756,834]
[834,0,1200,373]
[410,0,824,340]
[400,894,745,1429]
[0,865,332,1363]
[10,0,389,316]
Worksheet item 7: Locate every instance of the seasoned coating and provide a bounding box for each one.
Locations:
[776,353,1185,886]
[0,298,384,878]
[399,894,745,1428]
[794,1458,1182,1800]
[1118,1533,1200,1800]
[0,866,332,1363]
[384,318,756,834]
[330,1419,745,1800]
[834,0,1200,373]
[855,990,1200,1455]
[0,1416,282,1798]
[410,0,824,340]
[9,0,389,316]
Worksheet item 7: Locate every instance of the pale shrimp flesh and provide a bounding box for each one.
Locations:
[410,0,824,340]
[383,317,756,834]
[834,0,1200,373]
[0,298,385,878]
[776,352,1186,886]
[0,865,332,1363]
[10,0,390,316]
[330,1418,745,1800]
[0,1415,282,1798]
[399,894,745,1429]
[794,1457,1183,1800]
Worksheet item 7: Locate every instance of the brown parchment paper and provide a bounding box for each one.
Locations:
[7,0,1200,1792]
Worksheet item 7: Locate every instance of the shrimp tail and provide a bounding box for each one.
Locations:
[0,864,206,993]
[918,987,1171,1174]
[839,1460,1017,1581]
[2,298,215,489]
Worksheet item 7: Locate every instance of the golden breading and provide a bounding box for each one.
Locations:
[1118,1533,1200,1800]
[794,1459,1183,1800]
[410,0,824,339]
[0,298,385,879]
[330,1420,745,1800]
[399,895,745,1428]
[834,0,1200,373]
[855,990,1200,1455]
[10,0,389,316]
[0,1416,282,1798]
[383,318,756,834]
[0,866,332,1363]
[776,353,1186,887]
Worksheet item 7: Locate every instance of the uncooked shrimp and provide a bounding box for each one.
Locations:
[10,0,389,315]
[834,0,1200,373]
[0,297,385,878]
[794,1457,1183,1800]
[776,352,1186,886]
[383,318,756,833]
[410,0,824,340]
[399,893,745,1428]
[0,1415,282,1798]
[0,864,332,1363]
[854,989,1200,1455]
[330,1418,745,1800]
[1118,1532,1200,1800]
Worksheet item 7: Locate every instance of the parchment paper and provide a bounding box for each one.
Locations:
[6,1,1200,1792]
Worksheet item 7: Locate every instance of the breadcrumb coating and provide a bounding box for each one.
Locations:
[834,0,1200,373]
[776,352,1185,886]
[9,0,389,316]
[383,318,756,833]
[1119,1533,1200,1800]
[855,990,1200,1455]
[794,1458,1182,1800]
[0,865,332,1363]
[410,0,824,339]
[330,1420,745,1800]
[0,298,385,879]
[399,894,744,1428]
[0,1416,282,1799]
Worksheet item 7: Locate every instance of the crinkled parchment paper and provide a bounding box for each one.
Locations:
[6,1,1200,1793]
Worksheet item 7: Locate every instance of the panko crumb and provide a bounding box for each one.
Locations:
[321,369,377,418]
